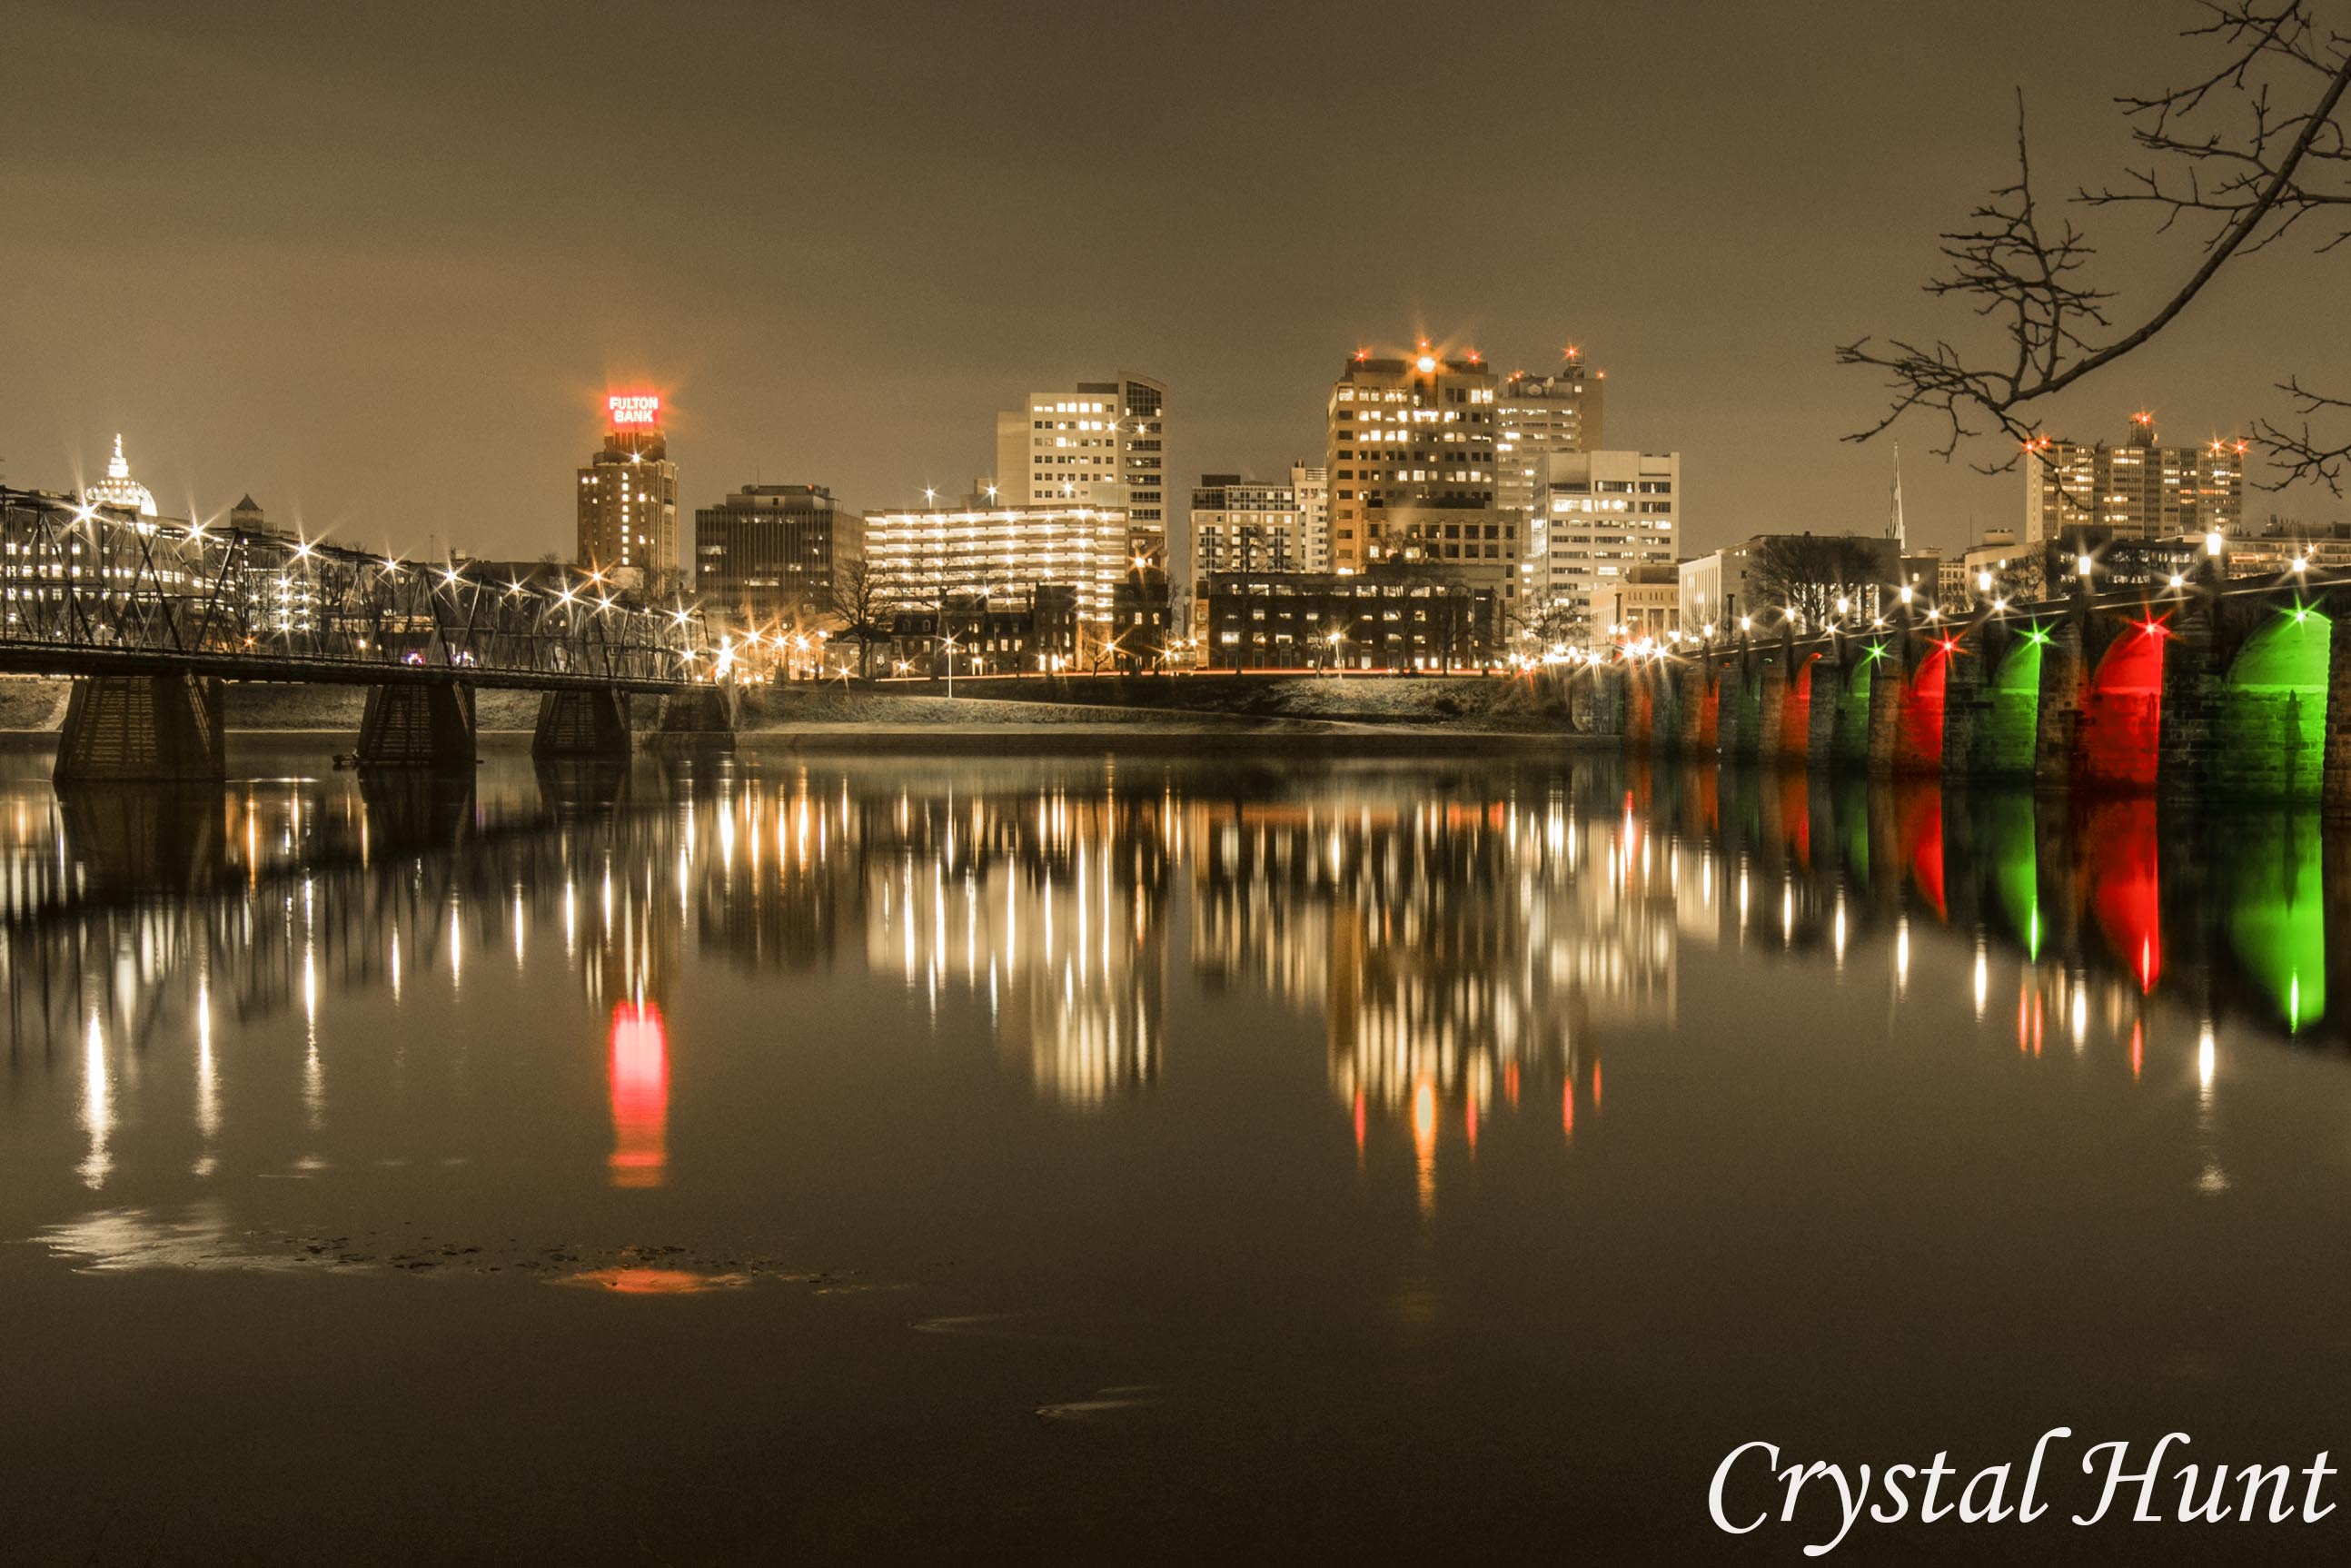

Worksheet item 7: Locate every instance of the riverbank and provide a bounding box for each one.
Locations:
[0,674,1593,753]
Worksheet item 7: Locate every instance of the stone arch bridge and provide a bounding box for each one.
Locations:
[1578,571,2351,805]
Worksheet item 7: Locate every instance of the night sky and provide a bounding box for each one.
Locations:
[6,0,2345,563]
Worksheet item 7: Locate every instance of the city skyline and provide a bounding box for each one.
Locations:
[9,2,2344,569]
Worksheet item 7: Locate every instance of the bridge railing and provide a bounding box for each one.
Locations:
[0,488,711,686]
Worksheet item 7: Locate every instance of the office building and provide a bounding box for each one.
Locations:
[994,376,1168,563]
[692,483,859,630]
[1189,474,1309,576]
[1593,562,1680,645]
[862,501,1131,630]
[1290,461,1330,572]
[1201,568,1498,670]
[577,393,679,593]
[2022,414,2244,550]
[1497,352,1605,593]
[1324,347,1511,606]
[1535,450,1679,639]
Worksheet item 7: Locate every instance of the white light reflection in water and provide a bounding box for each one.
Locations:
[80,1011,111,1190]
[2196,1021,2229,1195]
[193,976,219,1174]
[303,943,323,1130]
[1972,940,1988,1019]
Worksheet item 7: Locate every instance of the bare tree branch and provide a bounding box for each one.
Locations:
[1840,1,2351,486]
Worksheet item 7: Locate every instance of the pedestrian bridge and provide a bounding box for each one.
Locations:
[1,486,736,781]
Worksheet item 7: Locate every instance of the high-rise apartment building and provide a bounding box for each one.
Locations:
[1324,347,1511,600]
[577,393,679,592]
[1535,450,1680,638]
[692,483,860,630]
[994,376,1168,563]
[2022,413,2244,550]
[1498,352,1605,603]
[862,501,1131,629]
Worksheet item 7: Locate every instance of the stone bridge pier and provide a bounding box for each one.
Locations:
[357,683,478,769]
[533,689,633,760]
[655,683,741,751]
[54,674,227,786]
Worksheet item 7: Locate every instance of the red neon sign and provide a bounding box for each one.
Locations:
[608,393,660,429]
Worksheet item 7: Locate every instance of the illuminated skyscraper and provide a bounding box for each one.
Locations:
[993,375,1168,563]
[1498,352,1605,600]
[576,393,679,593]
[1324,345,1512,602]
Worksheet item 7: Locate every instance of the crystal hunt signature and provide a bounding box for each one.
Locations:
[1710,1432,2336,1556]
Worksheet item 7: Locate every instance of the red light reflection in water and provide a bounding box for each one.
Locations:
[1896,784,1946,917]
[2130,1020,2144,1080]
[609,1002,669,1189]
[1465,1095,1479,1153]
[560,1267,747,1295]
[2082,799,2161,992]
[1778,769,1811,868]
[1353,1089,1366,1156]
[1562,1079,1575,1141]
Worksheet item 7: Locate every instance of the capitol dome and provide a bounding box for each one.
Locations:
[84,433,158,518]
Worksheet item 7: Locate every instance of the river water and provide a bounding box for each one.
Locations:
[0,743,2345,1562]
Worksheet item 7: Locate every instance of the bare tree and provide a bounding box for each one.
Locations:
[828,559,893,679]
[1748,535,1890,625]
[1839,2,2351,488]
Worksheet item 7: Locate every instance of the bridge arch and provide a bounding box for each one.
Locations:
[1981,631,2044,774]
[2078,619,2167,790]
[2217,605,2331,799]
[1780,650,1820,761]
[1894,641,1953,772]
[1831,647,1876,765]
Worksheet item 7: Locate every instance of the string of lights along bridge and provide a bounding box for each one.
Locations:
[0,469,727,785]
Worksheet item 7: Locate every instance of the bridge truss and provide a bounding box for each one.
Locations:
[0,487,709,690]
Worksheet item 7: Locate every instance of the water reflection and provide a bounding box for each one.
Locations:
[0,749,2346,1221]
